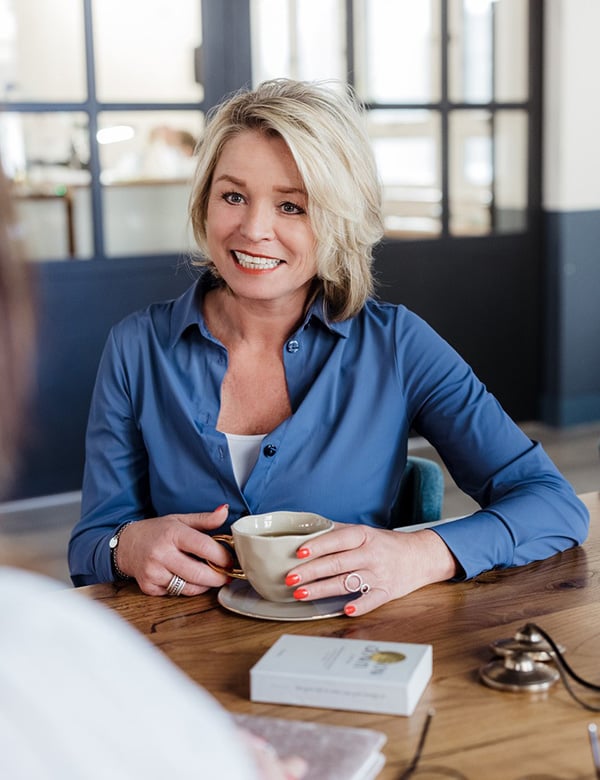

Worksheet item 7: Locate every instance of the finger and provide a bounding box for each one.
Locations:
[177,503,230,531]
[163,553,232,590]
[294,523,366,561]
[342,588,389,617]
[174,524,234,569]
[285,545,370,592]
[289,566,374,602]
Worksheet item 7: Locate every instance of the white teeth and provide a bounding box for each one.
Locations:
[234,251,281,270]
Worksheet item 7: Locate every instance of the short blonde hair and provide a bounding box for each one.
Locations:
[189,79,383,320]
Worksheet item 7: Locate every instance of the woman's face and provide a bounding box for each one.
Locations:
[205,130,317,310]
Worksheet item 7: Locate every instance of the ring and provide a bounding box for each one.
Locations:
[166,574,186,596]
[343,572,371,594]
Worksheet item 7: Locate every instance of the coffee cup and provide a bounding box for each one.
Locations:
[207,511,334,602]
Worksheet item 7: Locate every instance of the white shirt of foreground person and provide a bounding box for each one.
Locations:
[0,567,259,780]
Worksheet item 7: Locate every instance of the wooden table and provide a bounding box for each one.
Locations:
[78,492,600,779]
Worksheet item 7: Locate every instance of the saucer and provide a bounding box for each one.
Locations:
[217,579,356,621]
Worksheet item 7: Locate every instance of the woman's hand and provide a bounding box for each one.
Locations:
[284,524,458,616]
[113,504,234,596]
[241,730,307,780]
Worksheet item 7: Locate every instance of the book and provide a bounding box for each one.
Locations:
[233,713,386,780]
[250,634,432,717]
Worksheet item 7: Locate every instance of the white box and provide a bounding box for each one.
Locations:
[250,634,432,716]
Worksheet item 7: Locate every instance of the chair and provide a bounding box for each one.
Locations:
[390,455,445,528]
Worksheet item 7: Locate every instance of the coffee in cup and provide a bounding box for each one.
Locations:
[208,511,334,602]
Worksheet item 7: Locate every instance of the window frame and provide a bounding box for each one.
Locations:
[0,0,541,260]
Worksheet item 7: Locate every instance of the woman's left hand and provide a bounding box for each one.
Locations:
[284,524,458,616]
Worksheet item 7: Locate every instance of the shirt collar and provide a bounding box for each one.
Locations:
[168,273,215,347]
[302,294,351,338]
[169,272,352,346]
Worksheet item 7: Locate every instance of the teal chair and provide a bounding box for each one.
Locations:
[390,455,445,527]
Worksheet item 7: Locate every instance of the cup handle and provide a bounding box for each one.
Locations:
[206,534,247,580]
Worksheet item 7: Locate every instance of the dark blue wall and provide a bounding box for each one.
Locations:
[8,257,194,500]
[542,209,600,425]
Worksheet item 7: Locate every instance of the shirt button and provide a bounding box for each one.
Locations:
[263,444,277,457]
[286,339,300,353]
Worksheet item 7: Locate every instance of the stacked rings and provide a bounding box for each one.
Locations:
[166,574,186,596]
[343,572,371,594]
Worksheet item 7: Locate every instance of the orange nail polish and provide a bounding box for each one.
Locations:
[344,604,356,616]
[293,588,309,600]
[215,503,229,511]
[285,573,301,586]
[296,547,311,559]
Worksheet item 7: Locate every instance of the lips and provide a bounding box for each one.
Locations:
[232,250,282,271]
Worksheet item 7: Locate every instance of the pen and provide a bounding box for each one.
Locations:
[588,723,600,779]
[399,708,435,780]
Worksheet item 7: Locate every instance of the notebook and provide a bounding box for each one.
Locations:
[234,713,386,780]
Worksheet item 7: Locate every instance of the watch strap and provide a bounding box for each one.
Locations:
[110,522,135,581]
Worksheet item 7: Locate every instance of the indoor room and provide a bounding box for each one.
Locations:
[0,1,599,777]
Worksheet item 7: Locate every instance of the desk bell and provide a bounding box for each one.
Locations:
[480,623,562,692]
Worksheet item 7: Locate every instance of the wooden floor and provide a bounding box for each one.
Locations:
[1,421,599,585]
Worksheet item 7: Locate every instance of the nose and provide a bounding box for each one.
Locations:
[239,202,275,242]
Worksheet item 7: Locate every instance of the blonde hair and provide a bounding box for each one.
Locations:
[189,79,383,320]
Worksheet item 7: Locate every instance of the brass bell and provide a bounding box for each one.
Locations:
[489,623,565,662]
[480,651,560,692]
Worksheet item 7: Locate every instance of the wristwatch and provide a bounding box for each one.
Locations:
[109,522,134,580]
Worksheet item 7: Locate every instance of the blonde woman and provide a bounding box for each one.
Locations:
[70,79,588,614]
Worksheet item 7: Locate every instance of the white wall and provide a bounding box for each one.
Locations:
[543,0,600,211]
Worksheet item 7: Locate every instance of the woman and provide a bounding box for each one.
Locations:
[69,79,589,616]
[0,160,304,779]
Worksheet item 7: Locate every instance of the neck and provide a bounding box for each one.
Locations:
[203,286,311,349]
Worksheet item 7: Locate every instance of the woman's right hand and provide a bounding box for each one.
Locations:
[241,730,307,780]
[113,504,234,596]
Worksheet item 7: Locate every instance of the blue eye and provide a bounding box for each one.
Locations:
[223,191,244,204]
[280,201,304,215]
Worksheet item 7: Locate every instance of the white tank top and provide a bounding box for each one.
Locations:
[224,432,267,489]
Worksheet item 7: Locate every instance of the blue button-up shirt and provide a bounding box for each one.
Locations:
[69,275,589,586]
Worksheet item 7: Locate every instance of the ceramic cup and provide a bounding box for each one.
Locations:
[207,511,334,603]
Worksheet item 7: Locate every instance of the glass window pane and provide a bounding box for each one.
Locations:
[0,112,92,260]
[355,0,440,103]
[449,0,528,103]
[368,110,441,238]
[495,0,528,102]
[449,110,492,235]
[0,0,86,102]
[98,110,202,256]
[495,110,527,233]
[448,0,493,103]
[93,0,203,103]
[251,0,346,84]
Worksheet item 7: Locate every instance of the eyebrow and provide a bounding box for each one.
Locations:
[213,174,306,196]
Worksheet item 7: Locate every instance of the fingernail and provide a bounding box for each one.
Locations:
[285,573,301,586]
[296,547,311,559]
[215,503,229,511]
[293,588,309,600]
[344,604,356,616]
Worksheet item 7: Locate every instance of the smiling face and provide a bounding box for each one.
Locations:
[205,130,317,311]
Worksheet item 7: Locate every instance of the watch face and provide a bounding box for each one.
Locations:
[109,535,119,549]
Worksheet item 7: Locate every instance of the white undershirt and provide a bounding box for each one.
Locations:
[224,432,267,489]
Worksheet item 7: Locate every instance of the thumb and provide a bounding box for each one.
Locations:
[180,503,229,531]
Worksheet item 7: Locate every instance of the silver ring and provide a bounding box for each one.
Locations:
[343,572,371,594]
[166,574,186,596]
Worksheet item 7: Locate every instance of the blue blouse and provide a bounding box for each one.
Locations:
[68,275,589,586]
